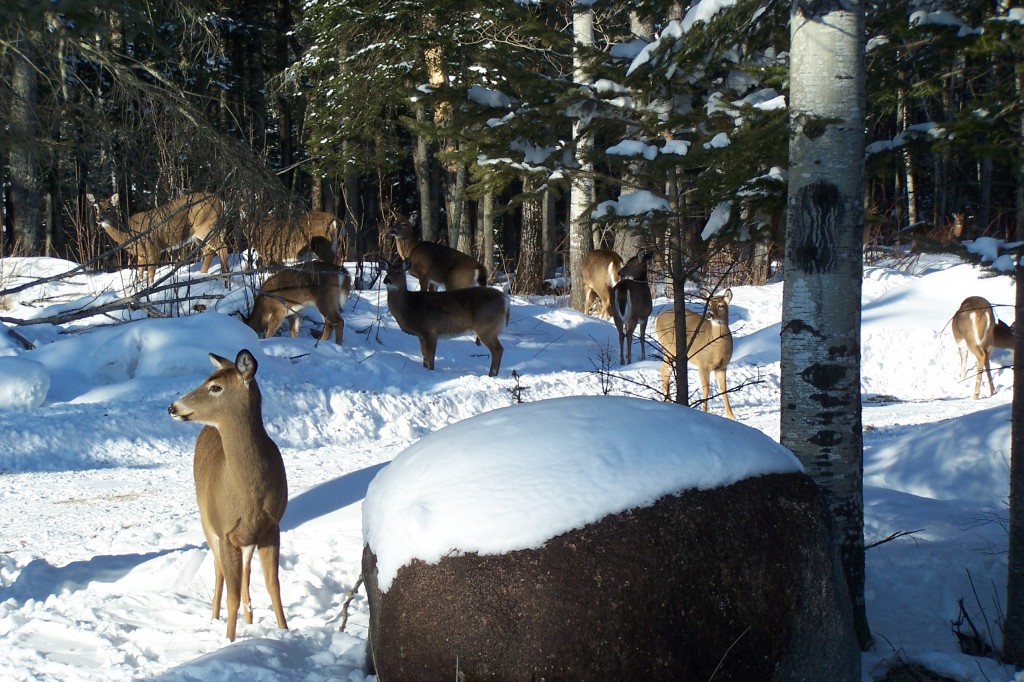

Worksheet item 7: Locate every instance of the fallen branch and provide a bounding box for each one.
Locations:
[866,529,924,550]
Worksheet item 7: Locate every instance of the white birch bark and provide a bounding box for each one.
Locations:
[570,4,595,311]
[781,0,870,655]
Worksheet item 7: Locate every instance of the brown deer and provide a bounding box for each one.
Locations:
[611,249,654,365]
[392,214,487,290]
[951,296,1015,399]
[382,259,508,376]
[249,211,340,264]
[86,192,227,285]
[168,350,288,642]
[653,288,736,420]
[246,263,352,346]
[581,249,624,319]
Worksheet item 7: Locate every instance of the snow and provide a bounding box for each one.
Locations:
[0,252,1021,681]
[363,395,801,592]
[592,189,672,218]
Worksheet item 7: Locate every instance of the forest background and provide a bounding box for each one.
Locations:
[1,0,1021,303]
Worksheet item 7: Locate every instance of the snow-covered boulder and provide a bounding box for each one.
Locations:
[0,356,50,408]
[361,396,859,680]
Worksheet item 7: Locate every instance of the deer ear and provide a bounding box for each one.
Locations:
[723,288,733,303]
[209,353,233,370]
[698,287,711,300]
[110,192,119,204]
[86,193,95,204]
[235,349,258,382]
[409,212,418,228]
[401,259,412,273]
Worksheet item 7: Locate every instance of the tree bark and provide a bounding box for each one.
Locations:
[516,178,543,295]
[413,103,437,242]
[9,33,43,255]
[781,0,870,658]
[1002,66,1024,665]
[570,4,595,311]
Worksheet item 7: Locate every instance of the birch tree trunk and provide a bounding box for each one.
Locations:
[570,3,595,311]
[781,0,871,655]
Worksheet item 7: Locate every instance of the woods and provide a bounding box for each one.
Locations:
[1,1,1021,297]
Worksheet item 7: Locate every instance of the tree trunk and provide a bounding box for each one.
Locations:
[515,178,543,295]
[570,5,595,311]
[1001,67,1024,666]
[9,33,43,255]
[480,192,494,284]
[413,103,437,242]
[781,0,870,659]
[542,187,558,280]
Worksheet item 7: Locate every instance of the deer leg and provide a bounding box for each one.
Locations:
[221,542,243,641]
[699,368,712,412]
[483,336,503,377]
[258,535,288,630]
[660,355,673,401]
[618,324,627,365]
[333,315,344,346]
[287,314,302,338]
[240,544,255,625]
[980,350,995,398]
[209,535,224,620]
[716,369,735,420]
[957,342,968,380]
[200,251,214,273]
[420,334,437,370]
[638,318,648,362]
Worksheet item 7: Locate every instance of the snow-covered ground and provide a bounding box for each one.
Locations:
[0,252,1018,681]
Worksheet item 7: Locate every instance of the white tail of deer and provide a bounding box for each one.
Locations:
[250,210,340,264]
[168,350,288,641]
[246,263,351,345]
[581,249,623,319]
[951,296,1014,399]
[382,259,508,376]
[86,192,227,285]
[392,214,486,290]
[653,288,735,420]
[611,249,654,364]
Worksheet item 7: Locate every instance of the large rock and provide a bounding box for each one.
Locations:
[361,397,859,681]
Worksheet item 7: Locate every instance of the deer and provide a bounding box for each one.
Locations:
[168,349,288,642]
[382,259,508,376]
[86,192,227,285]
[246,262,352,346]
[951,295,1015,400]
[581,249,624,319]
[391,214,487,291]
[249,210,340,265]
[653,288,736,420]
[611,249,654,365]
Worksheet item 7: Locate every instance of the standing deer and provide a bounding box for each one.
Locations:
[86,192,227,285]
[654,288,736,420]
[951,296,1015,399]
[382,260,508,376]
[612,249,654,365]
[581,249,624,319]
[246,263,351,346]
[392,214,486,290]
[249,210,340,264]
[168,350,288,642]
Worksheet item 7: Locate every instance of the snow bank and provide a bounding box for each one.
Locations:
[363,395,802,592]
[0,356,49,409]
